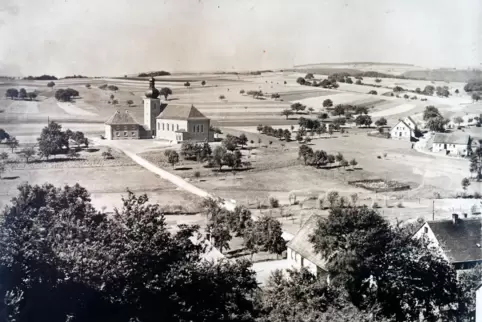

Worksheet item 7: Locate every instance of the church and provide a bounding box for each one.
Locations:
[104,78,213,142]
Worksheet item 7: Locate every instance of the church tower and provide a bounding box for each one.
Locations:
[143,77,161,137]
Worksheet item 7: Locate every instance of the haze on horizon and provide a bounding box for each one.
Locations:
[0,0,481,77]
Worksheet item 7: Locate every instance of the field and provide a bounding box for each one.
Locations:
[2,69,482,235]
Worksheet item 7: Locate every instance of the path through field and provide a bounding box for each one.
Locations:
[57,102,98,116]
[370,103,416,117]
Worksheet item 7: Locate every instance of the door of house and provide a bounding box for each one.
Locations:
[444,144,447,149]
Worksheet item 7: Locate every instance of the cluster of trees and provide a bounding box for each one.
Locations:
[180,141,212,161]
[296,76,340,89]
[138,71,171,77]
[257,125,291,141]
[47,81,56,88]
[54,88,79,102]
[368,90,378,95]
[63,75,88,79]
[354,114,373,127]
[5,88,38,100]
[23,74,57,80]
[98,84,119,92]
[331,104,369,117]
[464,79,482,92]
[201,198,286,256]
[298,145,355,169]
[245,90,264,99]
[1,182,480,321]
[37,122,88,160]
[423,106,448,132]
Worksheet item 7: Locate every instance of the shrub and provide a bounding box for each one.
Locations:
[397,202,404,208]
[219,95,225,100]
[194,171,201,178]
[372,201,381,209]
[377,155,382,159]
[269,197,279,208]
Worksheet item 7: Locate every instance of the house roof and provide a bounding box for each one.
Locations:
[426,218,482,263]
[287,214,328,270]
[105,110,139,125]
[432,133,470,145]
[157,105,208,120]
[405,116,416,125]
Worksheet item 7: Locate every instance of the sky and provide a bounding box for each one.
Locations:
[0,0,481,77]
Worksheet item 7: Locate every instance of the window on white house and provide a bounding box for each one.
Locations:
[201,124,204,132]
[124,131,128,137]
[167,124,169,131]
[132,132,136,136]
[116,132,120,137]
[177,124,179,131]
[157,123,160,130]
[424,227,428,234]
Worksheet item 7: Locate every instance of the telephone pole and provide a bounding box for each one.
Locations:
[432,199,435,221]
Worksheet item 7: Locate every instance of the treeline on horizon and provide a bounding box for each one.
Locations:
[138,71,171,77]
[23,75,58,80]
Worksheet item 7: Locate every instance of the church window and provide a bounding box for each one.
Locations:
[201,124,204,132]
[177,124,179,131]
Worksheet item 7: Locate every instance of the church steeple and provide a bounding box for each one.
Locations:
[145,77,160,99]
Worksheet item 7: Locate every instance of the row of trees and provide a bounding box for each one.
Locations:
[5,88,38,100]
[297,76,340,89]
[298,145,356,169]
[1,182,480,321]
[257,125,292,142]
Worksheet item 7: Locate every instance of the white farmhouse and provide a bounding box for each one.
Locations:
[390,119,415,141]
[431,133,472,157]
[413,214,482,271]
[286,215,329,279]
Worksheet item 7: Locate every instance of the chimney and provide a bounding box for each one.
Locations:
[452,213,459,224]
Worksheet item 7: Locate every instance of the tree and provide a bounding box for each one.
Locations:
[423,85,435,96]
[243,216,285,256]
[164,149,179,166]
[368,90,377,95]
[219,95,225,100]
[55,89,73,102]
[454,116,464,127]
[472,93,481,102]
[461,177,471,194]
[346,77,353,84]
[309,207,459,322]
[470,147,482,180]
[212,145,227,170]
[283,130,291,142]
[257,268,384,322]
[393,86,404,92]
[423,106,441,121]
[356,79,362,85]
[20,147,35,163]
[67,149,80,160]
[290,102,306,113]
[355,115,372,127]
[6,136,19,153]
[222,134,238,151]
[455,89,459,94]
[126,99,134,106]
[85,84,91,89]
[281,109,294,119]
[375,117,387,127]
[27,92,38,100]
[239,89,245,94]
[237,133,248,147]
[326,191,340,208]
[298,144,314,165]
[305,73,314,79]
[18,88,27,100]
[184,81,191,88]
[153,86,170,100]
[47,81,55,88]
[257,124,263,133]
[296,77,306,85]
[426,116,448,132]
[5,88,19,99]
[0,184,258,322]
[415,87,422,94]
[323,99,333,108]
[0,151,8,162]
[201,80,206,86]
[37,122,68,160]
[350,158,358,169]
[107,85,119,92]
[458,264,482,320]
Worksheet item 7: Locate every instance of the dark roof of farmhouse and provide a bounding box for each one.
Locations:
[157,105,208,120]
[287,214,328,271]
[432,133,470,145]
[105,110,139,125]
[427,218,482,263]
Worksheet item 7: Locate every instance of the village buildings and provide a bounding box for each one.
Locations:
[431,133,472,157]
[104,78,212,142]
[413,214,482,271]
[390,116,418,141]
[286,215,329,279]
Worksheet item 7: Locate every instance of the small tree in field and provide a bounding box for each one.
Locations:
[454,116,464,127]
[126,99,134,106]
[323,99,333,107]
[326,191,339,208]
[375,117,387,127]
[281,109,294,119]
[20,147,35,163]
[462,177,471,195]
[0,152,7,162]
[47,81,55,88]
[350,158,358,169]
[201,80,206,86]
[6,137,19,153]
[164,150,179,167]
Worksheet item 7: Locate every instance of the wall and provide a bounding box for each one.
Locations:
[287,247,318,276]
[432,143,468,156]
[187,119,211,141]
[156,119,188,141]
[109,124,140,140]
[105,124,112,140]
[390,123,412,140]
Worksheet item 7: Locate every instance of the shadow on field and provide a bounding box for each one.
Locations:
[2,176,20,180]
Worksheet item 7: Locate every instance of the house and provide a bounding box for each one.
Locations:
[413,214,482,271]
[390,119,415,141]
[477,283,482,322]
[403,116,418,130]
[156,105,213,142]
[431,133,472,156]
[104,110,147,140]
[104,78,213,143]
[286,215,329,278]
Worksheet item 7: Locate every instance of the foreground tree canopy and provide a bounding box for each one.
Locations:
[0,183,258,322]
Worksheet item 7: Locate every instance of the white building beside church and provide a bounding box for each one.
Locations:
[390,116,417,141]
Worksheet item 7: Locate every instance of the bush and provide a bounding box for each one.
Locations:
[269,197,279,208]
[372,202,381,209]
[219,95,225,100]
[397,202,404,208]
[194,171,201,178]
